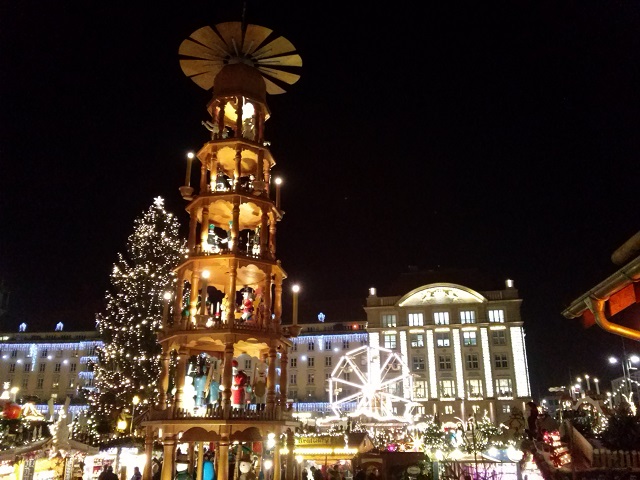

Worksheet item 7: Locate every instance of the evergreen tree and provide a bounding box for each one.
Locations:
[600,401,640,451]
[88,197,186,440]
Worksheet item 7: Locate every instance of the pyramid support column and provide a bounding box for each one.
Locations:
[200,157,208,194]
[273,276,283,330]
[217,436,230,480]
[285,429,295,480]
[200,206,210,247]
[260,210,269,258]
[266,346,278,414]
[227,260,238,324]
[143,427,154,480]
[189,271,201,329]
[158,346,170,409]
[174,349,190,414]
[233,146,242,191]
[269,220,277,259]
[196,442,204,480]
[231,198,240,253]
[279,348,288,408]
[273,430,282,480]
[161,435,176,480]
[222,342,234,418]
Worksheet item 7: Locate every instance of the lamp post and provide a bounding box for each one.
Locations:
[275,177,282,209]
[130,395,140,435]
[10,386,19,402]
[290,284,301,337]
[609,354,639,400]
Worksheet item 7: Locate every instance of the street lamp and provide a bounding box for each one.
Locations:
[130,395,140,435]
[609,354,639,397]
[290,284,301,337]
[10,387,19,402]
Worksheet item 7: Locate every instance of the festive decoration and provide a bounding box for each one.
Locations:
[3,402,21,420]
[323,344,418,423]
[88,198,186,442]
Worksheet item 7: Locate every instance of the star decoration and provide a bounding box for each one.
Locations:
[153,196,165,207]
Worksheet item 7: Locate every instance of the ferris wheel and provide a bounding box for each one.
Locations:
[326,344,419,422]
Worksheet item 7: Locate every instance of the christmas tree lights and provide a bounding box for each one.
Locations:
[87,198,186,443]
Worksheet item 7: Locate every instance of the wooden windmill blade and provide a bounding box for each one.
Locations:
[178,21,302,94]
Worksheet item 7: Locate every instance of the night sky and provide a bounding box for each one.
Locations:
[1,1,639,398]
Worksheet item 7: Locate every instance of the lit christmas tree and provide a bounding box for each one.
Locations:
[88,197,186,440]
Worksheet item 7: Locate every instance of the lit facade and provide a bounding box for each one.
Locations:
[0,326,101,402]
[365,280,532,425]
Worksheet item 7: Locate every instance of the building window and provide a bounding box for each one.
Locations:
[11,350,17,358]
[324,340,332,350]
[384,334,397,349]
[290,374,297,385]
[290,358,297,368]
[40,349,48,358]
[9,364,15,373]
[70,363,77,372]
[438,355,452,370]
[495,378,513,397]
[502,405,511,413]
[460,310,476,324]
[244,359,251,370]
[410,333,424,348]
[39,364,46,373]
[308,357,315,367]
[54,363,61,372]
[434,312,450,325]
[56,350,63,358]
[413,380,427,398]
[463,331,477,346]
[408,313,424,327]
[325,357,332,367]
[466,354,479,369]
[382,314,397,327]
[491,330,506,345]
[308,342,315,351]
[343,372,350,381]
[22,377,29,388]
[436,332,450,347]
[292,343,298,352]
[69,379,75,389]
[24,363,32,372]
[36,378,44,389]
[307,374,315,385]
[343,340,350,349]
[488,309,505,323]
[494,353,509,369]
[466,379,483,397]
[412,356,425,371]
[444,405,454,414]
[87,347,96,356]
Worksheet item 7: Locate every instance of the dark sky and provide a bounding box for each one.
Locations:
[1,1,639,397]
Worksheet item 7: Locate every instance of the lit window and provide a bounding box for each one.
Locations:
[438,355,452,370]
[491,330,506,345]
[466,379,483,398]
[412,356,425,371]
[495,378,513,397]
[408,313,424,327]
[410,334,424,348]
[502,405,511,413]
[463,331,477,346]
[384,334,397,349]
[444,405,454,415]
[382,314,397,327]
[460,310,476,324]
[434,312,450,325]
[488,309,505,323]
[494,353,509,369]
[465,354,479,369]
[413,380,427,398]
[436,332,450,347]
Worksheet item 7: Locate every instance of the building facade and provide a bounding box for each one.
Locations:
[0,325,101,402]
[365,279,531,425]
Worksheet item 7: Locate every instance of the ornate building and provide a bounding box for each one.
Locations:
[364,273,532,426]
[142,19,303,480]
